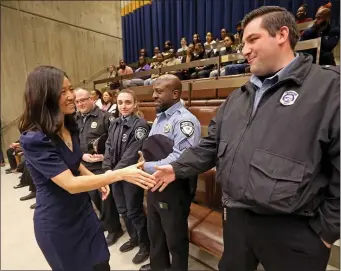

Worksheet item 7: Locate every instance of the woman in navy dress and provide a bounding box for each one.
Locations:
[18,66,155,271]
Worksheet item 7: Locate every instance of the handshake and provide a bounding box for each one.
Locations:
[104,151,176,192]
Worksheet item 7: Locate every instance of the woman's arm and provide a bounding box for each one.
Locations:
[79,163,94,176]
[51,162,154,194]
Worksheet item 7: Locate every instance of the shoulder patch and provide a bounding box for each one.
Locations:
[135,127,148,140]
[179,121,195,138]
[109,115,116,122]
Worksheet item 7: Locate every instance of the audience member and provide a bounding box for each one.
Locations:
[140,48,148,58]
[217,28,228,42]
[191,42,218,79]
[107,65,120,90]
[127,56,151,87]
[101,90,119,117]
[296,4,313,24]
[91,89,103,108]
[152,47,160,61]
[177,37,188,61]
[163,40,173,57]
[300,2,340,65]
[234,21,243,44]
[192,33,201,45]
[204,32,217,53]
[178,43,195,80]
[118,59,134,76]
[210,33,237,77]
[144,53,165,85]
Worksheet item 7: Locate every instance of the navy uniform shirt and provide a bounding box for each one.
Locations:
[144,101,201,174]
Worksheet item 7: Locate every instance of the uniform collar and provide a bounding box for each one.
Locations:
[242,53,313,92]
[250,53,299,89]
[119,114,136,127]
[76,105,99,119]
[157,101,182,119]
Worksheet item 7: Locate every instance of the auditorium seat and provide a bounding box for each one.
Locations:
[190,211,224,257]
[188,203,212,239]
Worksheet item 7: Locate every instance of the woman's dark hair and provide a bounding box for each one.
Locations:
[93,89,102,99]
[18,65,77,135]
[192,33,201,44]
[138,56,147,67]
[140,48,148,57]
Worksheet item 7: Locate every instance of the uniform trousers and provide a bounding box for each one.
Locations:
[219,208,331,271]
[147,182,193,271]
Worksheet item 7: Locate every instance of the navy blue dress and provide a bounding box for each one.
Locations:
[20,131,110,270]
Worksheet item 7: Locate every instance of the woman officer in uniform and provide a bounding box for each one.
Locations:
[102,89,150,265]
[19,66,155,271]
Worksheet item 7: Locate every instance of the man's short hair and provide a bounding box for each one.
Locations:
[242,6,299,50]
[225,33,235,44]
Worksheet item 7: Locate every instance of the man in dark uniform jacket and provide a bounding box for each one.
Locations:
[152,7,340,271]
[74,88,123,246]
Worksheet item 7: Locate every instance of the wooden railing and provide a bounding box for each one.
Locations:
[94,38,322,89]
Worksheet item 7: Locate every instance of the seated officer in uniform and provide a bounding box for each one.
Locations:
[102,89,150,265]
[139,74,201,271]
[74,88,124,246]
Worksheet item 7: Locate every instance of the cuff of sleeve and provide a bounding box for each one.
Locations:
[170,161,184,179]
[309,214,339,245]
[102,166,111,172]
[144,162,156,174]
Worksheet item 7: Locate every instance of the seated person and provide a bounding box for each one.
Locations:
[139,48,148,58]
[300,3,340,65]
[125,56,151,87]
[144,53,165,85]
[296,4,313,24]
[118,59,134,88]
[192,33,201,45]
[162,49,181,67]
[216,28,227,42]
[152,47,160,61]
[210,33,237,77]
[234,21,243,45]
[177,37,188,61]
[204,32,217,54]
[178,43,195,80]
[162,40,173,57]
[191,42,218,79]
[107,64,120,90]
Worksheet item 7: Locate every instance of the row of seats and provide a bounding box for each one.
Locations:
[134,75,248,258]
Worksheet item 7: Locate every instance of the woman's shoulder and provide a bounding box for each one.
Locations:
[20,131,55,150]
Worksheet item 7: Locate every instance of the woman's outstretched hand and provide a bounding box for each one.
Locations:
[107,161,156,190]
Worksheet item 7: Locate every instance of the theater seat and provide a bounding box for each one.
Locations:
[188,203,212,239]
[190,211,224,257]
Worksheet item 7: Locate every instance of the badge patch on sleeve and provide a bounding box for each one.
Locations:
[180,121,194,138]
[135,127,148,140]
[109,116,115,122]
[179,138,192,151]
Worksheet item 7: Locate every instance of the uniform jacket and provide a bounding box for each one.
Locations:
[171,54,340,244]
[75,106,113,172]
[102,114,150,172]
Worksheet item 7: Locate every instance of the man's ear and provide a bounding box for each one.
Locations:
[172,89,180,100]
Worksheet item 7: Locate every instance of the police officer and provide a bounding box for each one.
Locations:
[152,7,340,271]
[102,89,150,265]
[139,74,201,271]
[74,88,124,246]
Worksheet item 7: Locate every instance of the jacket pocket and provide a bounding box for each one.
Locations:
[248,149,305,213]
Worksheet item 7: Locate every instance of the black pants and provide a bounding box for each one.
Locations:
[6,147,17,170]
[219,208,331,271]
[89,169,122,234]
[147,183,192,271]
[112,181,148,246]
[93,260,110,271]
[21,164,36,192]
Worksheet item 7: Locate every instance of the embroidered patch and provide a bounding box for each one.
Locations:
[280,91,299,106]
[179,138,192,151]
[91,122,98,129]
[135,127,148,140]
[163,124,172,133]
[122,134,128,142]
[179,121,194,138]
[109,116,115,122]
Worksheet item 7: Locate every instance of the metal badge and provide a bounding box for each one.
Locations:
[280,91,299,106]
[122,134,128,142]
[163,124,172,133]
[91,121,98,129]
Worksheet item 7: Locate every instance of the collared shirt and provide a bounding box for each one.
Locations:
[144,101,201,174]
[250,53,299,115]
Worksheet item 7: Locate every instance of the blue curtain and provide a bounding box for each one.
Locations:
[122,0,340,64]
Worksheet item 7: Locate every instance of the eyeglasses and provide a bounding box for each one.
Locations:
[75,97,91,104]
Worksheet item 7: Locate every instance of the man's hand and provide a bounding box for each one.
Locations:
[321,238,332,249]
[91,154,104,162]
[151,165,176,192]
[99,185,110,200]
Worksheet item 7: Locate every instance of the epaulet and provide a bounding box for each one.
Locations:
[321,65,340,74]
